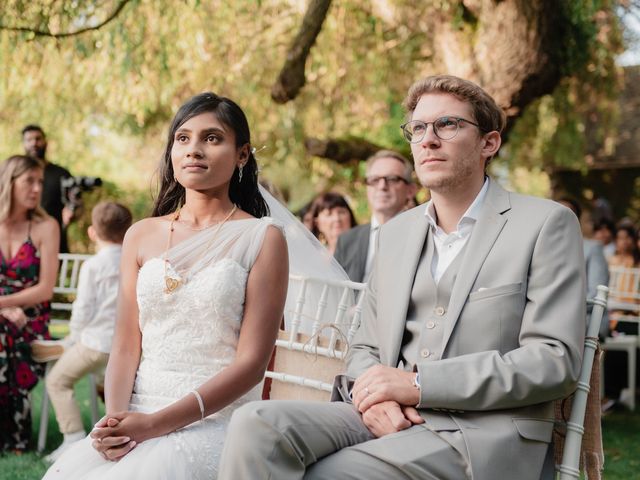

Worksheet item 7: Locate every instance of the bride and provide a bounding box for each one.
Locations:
[43,92,289,479]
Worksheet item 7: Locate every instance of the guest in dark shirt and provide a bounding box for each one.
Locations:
[21,125,72,252]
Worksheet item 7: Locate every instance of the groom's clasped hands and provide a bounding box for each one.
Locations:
[90,411,155,461]
[351,365,424,438]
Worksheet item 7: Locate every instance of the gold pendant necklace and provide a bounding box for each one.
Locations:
[163,204,237,294]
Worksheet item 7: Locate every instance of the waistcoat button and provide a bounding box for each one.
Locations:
[420,348,431,358]
[434,306,446,316]
[426,321,436,329]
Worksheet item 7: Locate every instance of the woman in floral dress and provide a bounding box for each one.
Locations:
[0,155,59,452]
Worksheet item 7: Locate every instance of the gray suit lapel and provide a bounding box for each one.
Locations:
[440,180,512,353]
[384,210,429,366]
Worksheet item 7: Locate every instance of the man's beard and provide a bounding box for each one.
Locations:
[27,146,46,160]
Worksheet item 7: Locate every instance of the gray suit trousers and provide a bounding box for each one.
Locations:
[218,400,470,480]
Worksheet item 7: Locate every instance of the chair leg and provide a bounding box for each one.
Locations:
[37,362,53,453]
[88,374,99,425]
[627,347,636,411]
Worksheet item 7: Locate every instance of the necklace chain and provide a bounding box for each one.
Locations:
[175,208,232,231]
[163,204,237,293]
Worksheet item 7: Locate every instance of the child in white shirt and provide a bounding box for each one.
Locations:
[44,201,131,462]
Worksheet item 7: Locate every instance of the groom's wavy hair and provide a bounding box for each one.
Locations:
[403,75,506,135]
[152,92,269,218]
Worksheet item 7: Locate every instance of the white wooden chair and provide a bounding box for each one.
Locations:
[264,275,367,401]
[555,285,609,479]
[51,253,92,324]
[34,253,102,453]
[601,265,640,411]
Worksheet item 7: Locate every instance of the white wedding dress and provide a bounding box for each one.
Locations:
[44,217,281,480]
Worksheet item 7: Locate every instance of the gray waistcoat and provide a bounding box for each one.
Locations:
[399,232,470,432]
[399,232,468,371]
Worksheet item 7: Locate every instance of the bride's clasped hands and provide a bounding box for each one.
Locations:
[90,413,150,461]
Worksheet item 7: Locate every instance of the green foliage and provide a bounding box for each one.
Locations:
[500,0,623,186]
[0,0,627,217]
[66,180,153,252]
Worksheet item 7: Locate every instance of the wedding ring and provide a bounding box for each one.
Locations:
[364,387,370,396]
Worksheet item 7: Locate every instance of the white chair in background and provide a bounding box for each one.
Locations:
[34,253,101,453]
[264,275,367,401]
[601,265,640,411]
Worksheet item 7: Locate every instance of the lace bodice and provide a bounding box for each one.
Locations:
[131,218,279,417]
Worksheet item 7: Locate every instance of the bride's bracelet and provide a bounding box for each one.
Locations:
[191,389,205,423]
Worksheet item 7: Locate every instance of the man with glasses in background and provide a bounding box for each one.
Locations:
[219,75,586,480]
[334,150,416,282]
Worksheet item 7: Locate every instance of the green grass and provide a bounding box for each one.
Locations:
[0,375,104,480]
[0,384,637,479]
[601,407,640,479]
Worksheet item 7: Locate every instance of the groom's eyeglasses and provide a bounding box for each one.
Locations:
[400,116,484,143]
[365,175,410,187]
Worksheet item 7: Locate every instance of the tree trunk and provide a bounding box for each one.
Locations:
[304,137,385,165]
[427,0,568,135]
[271,0,332,103]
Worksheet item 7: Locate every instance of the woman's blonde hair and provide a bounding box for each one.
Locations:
[0,155,47,223]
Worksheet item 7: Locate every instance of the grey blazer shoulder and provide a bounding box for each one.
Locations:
[334,224,371,283]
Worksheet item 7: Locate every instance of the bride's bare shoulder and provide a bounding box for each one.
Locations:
[122,216,171,245]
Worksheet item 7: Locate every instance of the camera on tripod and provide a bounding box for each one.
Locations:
[61,176,102,212]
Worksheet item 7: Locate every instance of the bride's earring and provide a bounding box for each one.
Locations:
[238,164,244,183]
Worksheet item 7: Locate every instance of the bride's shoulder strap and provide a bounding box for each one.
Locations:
[230,218,283,271]
[260,216,285,234]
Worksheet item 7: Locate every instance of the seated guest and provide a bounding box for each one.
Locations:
[297,201,315,232]
[608,224,640,317]
[593,219,616,260]
[558,198,609,336]
[0,155,59,453]
[42,201,132,461]
[309,192,357,255]
[603,224,640,408]
[335,150,416,282]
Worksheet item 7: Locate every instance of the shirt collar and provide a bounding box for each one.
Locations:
[96,244,122,255]
[370,215,381,231]
[424,177,489,232]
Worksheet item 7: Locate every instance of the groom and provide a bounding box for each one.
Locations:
[218,75,586,480]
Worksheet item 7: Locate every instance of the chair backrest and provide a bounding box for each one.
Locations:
[556,285,609,480]
[51,253,92,323]
[608,265,640,313]
[264,275,367,401]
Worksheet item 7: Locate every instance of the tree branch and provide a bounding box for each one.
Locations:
[304,136,385,164]
[0,0,132,38]
[271,0,332,103]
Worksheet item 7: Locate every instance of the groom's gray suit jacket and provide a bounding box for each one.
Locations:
[342,179,586,480]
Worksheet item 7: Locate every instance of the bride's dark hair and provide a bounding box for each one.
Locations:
[152,92,269,218]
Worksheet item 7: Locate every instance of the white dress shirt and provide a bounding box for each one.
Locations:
[363,216,381,280]
[69,244,122,353]
[424,178,489,283]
